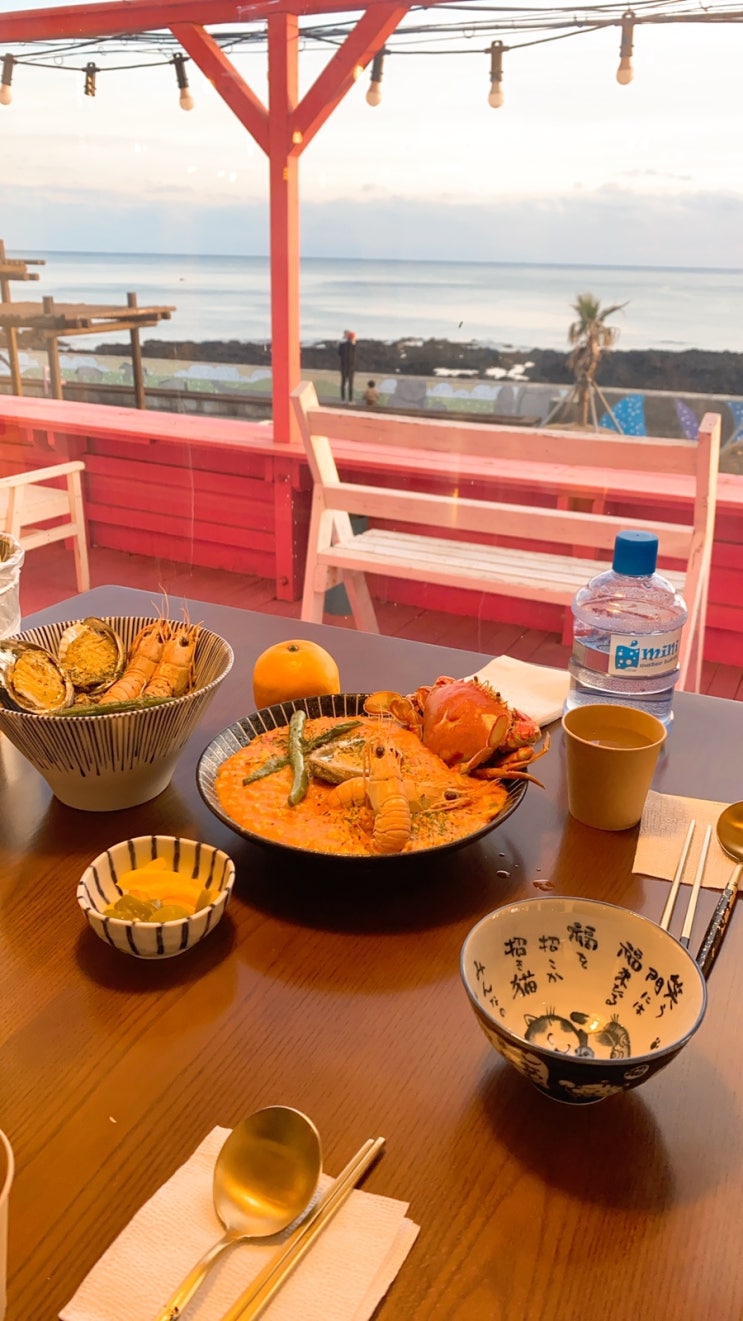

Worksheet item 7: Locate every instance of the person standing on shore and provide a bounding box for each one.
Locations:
[338,329,356,402]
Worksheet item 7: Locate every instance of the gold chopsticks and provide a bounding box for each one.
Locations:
[219,1136,385,1321]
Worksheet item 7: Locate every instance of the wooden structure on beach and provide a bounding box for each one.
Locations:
[0,243,175,408]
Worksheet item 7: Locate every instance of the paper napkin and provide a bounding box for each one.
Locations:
[467,654,569,727]
[60,1127,419,1321]
[633,790,736,892]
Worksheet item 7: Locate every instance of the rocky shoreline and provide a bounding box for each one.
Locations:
[88,336,743,396]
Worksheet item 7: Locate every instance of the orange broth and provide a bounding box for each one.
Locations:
[215,715,509,856]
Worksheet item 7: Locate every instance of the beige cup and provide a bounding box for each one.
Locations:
[0,1130,12,1321]
[562,704,667,831]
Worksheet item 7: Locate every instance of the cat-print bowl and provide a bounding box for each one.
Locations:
[460,896,707,1105]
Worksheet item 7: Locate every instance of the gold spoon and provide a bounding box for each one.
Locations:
[154,1105,322,1321]
[696,802,743,979]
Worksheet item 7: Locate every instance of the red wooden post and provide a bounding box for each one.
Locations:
[268,14,301,448]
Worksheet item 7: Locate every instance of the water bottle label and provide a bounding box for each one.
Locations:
[608,628,683,677]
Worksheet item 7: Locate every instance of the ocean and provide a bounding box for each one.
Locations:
[17,250,743,355]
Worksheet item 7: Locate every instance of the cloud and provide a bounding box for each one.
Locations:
[2,179,743,269]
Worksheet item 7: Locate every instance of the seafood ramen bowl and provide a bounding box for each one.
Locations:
[461,896,707,1105]
[0,616,233,811]
[77,835,236,958]
[196,692,528,865]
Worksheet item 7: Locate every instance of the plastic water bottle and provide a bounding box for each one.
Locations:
[565,530,687,728]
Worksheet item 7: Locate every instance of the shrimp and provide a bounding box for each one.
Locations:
[330,736,412,854]
[98,621,171,705]
[142,623,200,699]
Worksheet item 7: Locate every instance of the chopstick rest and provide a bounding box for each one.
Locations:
[220,1137,386,1321]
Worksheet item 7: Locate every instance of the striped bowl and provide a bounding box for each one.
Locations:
[77,835,236,958]
[0,616,233,810]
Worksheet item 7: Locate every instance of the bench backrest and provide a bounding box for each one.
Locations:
[293,381,721,684]
[293,381,719,557]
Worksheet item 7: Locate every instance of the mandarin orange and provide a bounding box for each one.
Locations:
[252,638,341,709]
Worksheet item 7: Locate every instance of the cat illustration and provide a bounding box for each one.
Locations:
[523,1011,594,1057]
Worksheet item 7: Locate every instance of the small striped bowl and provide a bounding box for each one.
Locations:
[77,835,236,959]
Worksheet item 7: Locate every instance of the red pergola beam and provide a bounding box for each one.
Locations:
[0,0,422,40]
[293,3,408,149]
[170,23,270,153]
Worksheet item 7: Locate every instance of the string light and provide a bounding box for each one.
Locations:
[173,53,194,111]
[366,49,385,108]
[488,40,504,109]
[0,5,738,113]
[0,54,14,107]
[616,10,635,85]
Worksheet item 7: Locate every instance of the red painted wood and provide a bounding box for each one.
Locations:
[0,0,415,44]
[94,524,275,578]
[86,473,271,530]
[85,453,272,501]
[268,14,300,447]
[172,23,269,154]
[86,500,275,555]
[294,5,409,149]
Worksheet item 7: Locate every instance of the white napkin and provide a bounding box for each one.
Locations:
[467,654,569,727]
[633,790,736,892]
[60,1127,419,1321]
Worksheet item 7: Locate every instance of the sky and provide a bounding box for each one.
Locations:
[0,2,742,267]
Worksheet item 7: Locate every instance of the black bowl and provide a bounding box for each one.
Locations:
[196,693,528,864]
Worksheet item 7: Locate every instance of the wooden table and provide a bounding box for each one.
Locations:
[2,586,742,1321]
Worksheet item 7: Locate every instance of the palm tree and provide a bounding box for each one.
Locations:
[567,293,627,427]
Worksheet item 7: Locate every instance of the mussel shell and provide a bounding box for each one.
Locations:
[0,641,74,713]
[57,617,126,694]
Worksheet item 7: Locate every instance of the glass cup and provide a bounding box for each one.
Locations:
[562,704,667,831]
[0,1129,13,1321]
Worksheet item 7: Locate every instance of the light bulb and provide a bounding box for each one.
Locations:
[179,87,194,111]
[616,11,635,86]
[488,41,505,110]
[0,54,14,105]
[366,50,385,108]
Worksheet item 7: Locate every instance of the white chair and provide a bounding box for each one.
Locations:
[0,460,90,592]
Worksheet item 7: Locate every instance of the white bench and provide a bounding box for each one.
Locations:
[0,460,90,592]
[292,382,721,693]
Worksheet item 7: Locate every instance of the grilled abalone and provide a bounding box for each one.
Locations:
[0,641,74,713]
[57,617,126,694]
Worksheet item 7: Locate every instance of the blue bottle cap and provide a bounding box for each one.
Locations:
[612,530,659,576]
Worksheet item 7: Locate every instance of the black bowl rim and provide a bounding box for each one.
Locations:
[0,616,234,721]
[196,692,528,864]
[460,895,708,1067]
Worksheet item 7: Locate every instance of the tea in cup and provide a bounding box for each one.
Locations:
[562,704,666,831]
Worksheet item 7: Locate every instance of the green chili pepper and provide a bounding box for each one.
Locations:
[242,718,362,785]
[54,695,173,716]
[287,709,309,806]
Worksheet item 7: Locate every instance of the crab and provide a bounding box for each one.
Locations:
[364,676,550,785]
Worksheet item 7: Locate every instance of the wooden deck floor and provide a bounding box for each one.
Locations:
[17,542,743,701]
